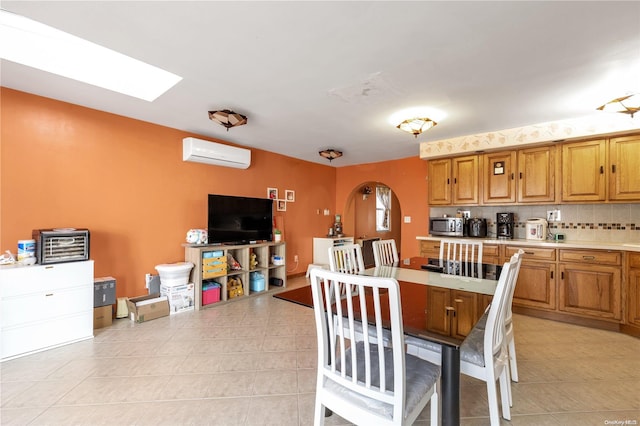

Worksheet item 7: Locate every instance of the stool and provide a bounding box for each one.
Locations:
[306,263,329,278]
[115,297,129,319]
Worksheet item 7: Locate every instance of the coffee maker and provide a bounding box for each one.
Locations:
[496,212,515,239]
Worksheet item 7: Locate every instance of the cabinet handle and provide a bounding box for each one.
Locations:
[550,271,554,279]
[45,293,54,297]
[447,178,450,185]
[524,251,535,255]
[454,178,457,184]
[600,166,604,174]
[561,272,564,280]
[519,172,523,179]
[582,256,595,261]
[612,164,616,173]
[454,298,463,303]
[511,172,515,180]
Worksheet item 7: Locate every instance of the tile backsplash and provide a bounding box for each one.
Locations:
[430,203,639,243]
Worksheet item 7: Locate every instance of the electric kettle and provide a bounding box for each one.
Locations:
[525,218,548,241]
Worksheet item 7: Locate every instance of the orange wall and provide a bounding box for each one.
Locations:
[337,157,429,258]
[0,88,337,297]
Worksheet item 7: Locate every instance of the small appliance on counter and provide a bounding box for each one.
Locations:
[430,217,465,237]
[496,213,515,239]
[32,228,90,264]
[525,218,548,241]
[467,218,487,238]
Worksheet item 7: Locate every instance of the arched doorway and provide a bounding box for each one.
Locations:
[342,181,402,263]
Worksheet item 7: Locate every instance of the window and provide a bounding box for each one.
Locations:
[376,185,391,232]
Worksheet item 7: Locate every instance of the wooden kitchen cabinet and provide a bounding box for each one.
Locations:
[627,253,640,331]
[558,249,622,321]
[425,287,479,339]
[419,240,500,265]
[482,151,517,204]
[506,246,557,310]
[517,145,556,203]
[427,155,479,205]
[561,139,607,202]
[609,135,640,201]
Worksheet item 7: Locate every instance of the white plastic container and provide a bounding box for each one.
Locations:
[155,262,194,286]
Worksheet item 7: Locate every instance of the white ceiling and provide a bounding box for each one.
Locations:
[2,1,640,166]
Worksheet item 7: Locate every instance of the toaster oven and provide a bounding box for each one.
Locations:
[32,228,90,264]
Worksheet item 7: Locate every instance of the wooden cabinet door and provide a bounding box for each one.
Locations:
[450,290,478,339]
[425,286,451,336]
[513,262,556,310]
[482,151,517,204]
[428,159,451,205]
[517,146,555,203]
[629,268,640,327]
[559,263,622,321]
[561,139,607,201]
[609,135,640,201]
[452,155,479,205]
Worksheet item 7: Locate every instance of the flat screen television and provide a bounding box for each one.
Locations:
[208,194,273,244]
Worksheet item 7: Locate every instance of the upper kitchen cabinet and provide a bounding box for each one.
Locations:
[427,155,479,205]
[609,135,640,201]
[482,146,555,204]
[562,135,640,202]
[561,139,607,202]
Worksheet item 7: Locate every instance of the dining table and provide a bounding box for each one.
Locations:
[274,257,499,426]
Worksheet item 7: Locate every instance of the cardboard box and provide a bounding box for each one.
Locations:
[160,282,195,314]
[126,294,170,323]
[94,276,116,307]
[93,305,113,329]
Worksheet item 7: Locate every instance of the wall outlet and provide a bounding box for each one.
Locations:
[294,255,299,262]
[547,209,561,222]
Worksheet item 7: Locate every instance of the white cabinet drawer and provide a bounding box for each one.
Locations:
[1,284,92,329]
[1,311,93,360]
[1,261,93,297]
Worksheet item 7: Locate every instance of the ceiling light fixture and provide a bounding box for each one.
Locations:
[396,117,437,138]
[596,94,640,118]
[208,109,248,131]
[319,149,343,162]
[0,9,182,101]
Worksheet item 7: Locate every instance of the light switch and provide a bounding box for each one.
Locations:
[403,216,411,223]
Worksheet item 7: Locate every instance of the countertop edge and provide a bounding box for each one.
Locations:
[415,236,640,252]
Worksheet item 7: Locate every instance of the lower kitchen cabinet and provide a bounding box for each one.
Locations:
[627,253,640,331]
[558,250,622,321]
[507,245,557,310]
[425,287,479,339]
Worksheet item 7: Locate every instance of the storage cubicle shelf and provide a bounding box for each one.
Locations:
[184,242,286,310]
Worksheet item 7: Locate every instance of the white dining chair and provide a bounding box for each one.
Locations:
[439,238,483,278]
[405,252,522,426]
[372,239,399,267]
[328,243,366,274]
[309,268,440,426]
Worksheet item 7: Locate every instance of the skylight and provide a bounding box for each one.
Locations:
[0,9,182,102]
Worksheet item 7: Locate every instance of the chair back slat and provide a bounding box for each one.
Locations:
[329,243,365,274]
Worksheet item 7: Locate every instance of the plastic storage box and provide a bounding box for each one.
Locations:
[202,282,221,305]
[250,272,265,292]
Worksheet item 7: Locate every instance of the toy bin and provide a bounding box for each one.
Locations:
[155,262,194,286]
[202,282,221,305]
[250,272,265,292]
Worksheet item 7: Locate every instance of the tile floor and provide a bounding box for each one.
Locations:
[1,275,639,425]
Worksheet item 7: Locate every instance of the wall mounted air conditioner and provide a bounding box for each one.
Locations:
[182,137,251,169]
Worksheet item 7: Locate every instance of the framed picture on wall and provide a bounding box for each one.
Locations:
[277,200,287,211]
[285,190,295,202]
[267,188,278,199]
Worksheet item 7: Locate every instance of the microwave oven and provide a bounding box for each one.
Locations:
[429,217,465,237]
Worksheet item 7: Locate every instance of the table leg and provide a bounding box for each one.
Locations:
[441,345,460,426]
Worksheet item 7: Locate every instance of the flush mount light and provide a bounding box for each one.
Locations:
[208,110,248,131]
[396,117,437,138]
[319,149,343,162]
[0,9,182,101]
[596,94,640,118]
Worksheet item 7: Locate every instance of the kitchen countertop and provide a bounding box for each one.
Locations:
[416,236,640,252]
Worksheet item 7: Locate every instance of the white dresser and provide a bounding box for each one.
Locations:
[312,237,355,265]
[0,261,94,361]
